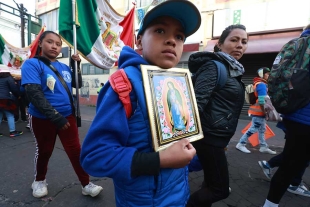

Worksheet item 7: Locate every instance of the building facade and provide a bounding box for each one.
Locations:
[197,0,309,116]
[33,0,310,110]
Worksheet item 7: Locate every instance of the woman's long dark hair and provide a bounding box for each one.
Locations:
[35,31,62,56]
[214,24,247,52]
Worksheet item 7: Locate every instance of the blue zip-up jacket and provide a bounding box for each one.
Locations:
[80,46,190,207]
[283,31,310,126]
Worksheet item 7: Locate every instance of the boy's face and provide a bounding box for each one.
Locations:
[137,16,185,69]
[263,72,270,80]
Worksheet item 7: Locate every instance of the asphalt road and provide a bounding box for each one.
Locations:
[0,105,309,207]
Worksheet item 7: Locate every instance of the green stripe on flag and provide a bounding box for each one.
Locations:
[0,35,6,64]
[59,0,100,56]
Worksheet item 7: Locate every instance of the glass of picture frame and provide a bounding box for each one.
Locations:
[141,65,204,152]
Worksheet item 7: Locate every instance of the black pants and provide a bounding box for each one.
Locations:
[267,119,310,204]
[187,140,229,207]
[14,97,27,121]
[268,148,309,186]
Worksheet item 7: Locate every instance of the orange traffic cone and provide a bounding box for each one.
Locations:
[241,121,275,147]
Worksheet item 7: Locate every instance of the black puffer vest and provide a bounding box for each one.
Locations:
[189,52,245,148]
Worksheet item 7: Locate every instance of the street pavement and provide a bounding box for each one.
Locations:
[0,105,309,207]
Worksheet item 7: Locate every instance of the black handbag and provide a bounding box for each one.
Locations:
[34,56,82,127]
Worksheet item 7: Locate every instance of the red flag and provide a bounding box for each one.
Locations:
[115,6,135,66]
[119,6,135,48]
[29,26,46,58]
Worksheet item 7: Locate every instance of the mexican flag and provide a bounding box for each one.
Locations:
[0,26,45,78]
[0,27,45,66]
[59,0,135,69]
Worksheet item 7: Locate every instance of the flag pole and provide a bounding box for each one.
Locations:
[72,0,81,126]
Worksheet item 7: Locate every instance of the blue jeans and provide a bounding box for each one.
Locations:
[0,109,15,132]
[239,116,267,147]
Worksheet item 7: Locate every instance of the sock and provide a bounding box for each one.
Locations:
[263,199,279,207]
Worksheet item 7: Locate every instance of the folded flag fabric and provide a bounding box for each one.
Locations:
[0,26,45,78]
[59,0,135,70]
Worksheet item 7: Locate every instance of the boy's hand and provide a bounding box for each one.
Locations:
[159,138,196,169]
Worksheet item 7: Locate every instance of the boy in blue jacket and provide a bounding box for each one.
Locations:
[80,1,201,206]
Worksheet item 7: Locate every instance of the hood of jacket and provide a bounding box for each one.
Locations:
[118,46,149,69]
[253,77,267,85]
[300,29,310,37]
[188,51,221,73]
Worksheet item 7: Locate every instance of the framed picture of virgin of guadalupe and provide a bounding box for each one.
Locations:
[141,65,203,152]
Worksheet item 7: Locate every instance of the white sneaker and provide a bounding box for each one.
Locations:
[300,183,309,191]
[31,180,48,198]
[82,182,103,197]
[236,143,251,153]
[259,147,276,155]
[287,185,310,197]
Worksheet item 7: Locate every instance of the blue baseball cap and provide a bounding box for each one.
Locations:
[137,0,201,38]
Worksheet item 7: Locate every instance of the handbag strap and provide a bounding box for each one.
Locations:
[37,57,76,117]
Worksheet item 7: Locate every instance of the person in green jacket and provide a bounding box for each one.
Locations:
[97,83,104,94]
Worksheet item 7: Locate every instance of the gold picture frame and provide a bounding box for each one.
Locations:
[141,65,204,152]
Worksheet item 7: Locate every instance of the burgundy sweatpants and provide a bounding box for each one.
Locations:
[29,114,89,186]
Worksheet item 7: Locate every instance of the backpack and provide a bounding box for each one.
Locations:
[268,36,310,114]
[109,69,133,118]
[244,84,257,105]
[191,60,227,91]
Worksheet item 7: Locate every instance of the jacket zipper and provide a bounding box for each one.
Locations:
[211,113,232,126]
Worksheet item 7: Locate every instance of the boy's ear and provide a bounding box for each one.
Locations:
[136,35,143,51]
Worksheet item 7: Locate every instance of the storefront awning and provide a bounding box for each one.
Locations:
[204,30,302,54]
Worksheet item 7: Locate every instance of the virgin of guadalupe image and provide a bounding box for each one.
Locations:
[166,81,187,132]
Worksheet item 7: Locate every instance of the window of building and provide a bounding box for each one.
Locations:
[176,62,188,69]
[89,65,95,75]
[82,64,88,75]
[81,63,110,75]
[39,9,59,31]
[136,0,153,7]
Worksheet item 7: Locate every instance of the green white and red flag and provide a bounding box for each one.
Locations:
[59,0,135,69]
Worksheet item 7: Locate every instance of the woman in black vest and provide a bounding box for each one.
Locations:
[0,65,22,137]
[187,24,248,207]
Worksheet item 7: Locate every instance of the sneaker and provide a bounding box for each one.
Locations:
[32,180,48,198]
[258,160,272,180]
[300,183,309,191]
[10,131,23,137]
[259,147,276,155]
[26,123,30,129]
[229,187,232,194]
[82,182,103,197]
[287,185,310,197]
[236,143,251,153]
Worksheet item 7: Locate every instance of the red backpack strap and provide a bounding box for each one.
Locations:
[109,69,132,118]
